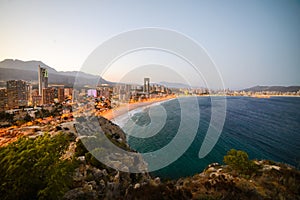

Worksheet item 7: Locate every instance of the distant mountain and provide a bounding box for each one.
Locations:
[0,59,57,73]
[0,59,109,87]
[159,81,193,88]
[242,85,300,92]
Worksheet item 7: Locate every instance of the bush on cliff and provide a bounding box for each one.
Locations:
[223,149,260,176]
[0,111,14,122]
[0,133,78,200]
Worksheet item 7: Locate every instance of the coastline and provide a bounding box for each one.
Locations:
[99,94,300,120]
[99,95,176,120]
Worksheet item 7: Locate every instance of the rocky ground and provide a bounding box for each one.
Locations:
[1,113,299,199]
[64,116,300,200]
[174,161,300,200]
[63,115,152,199]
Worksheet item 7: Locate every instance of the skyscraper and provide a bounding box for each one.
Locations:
[0,88,8,112]
[38,65,48,96]
[42,87,55,105]
[144,78,150,95]
[53,86,65,103]
[7,80,29,109]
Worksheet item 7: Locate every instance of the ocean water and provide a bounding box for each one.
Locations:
[113,97,300,179]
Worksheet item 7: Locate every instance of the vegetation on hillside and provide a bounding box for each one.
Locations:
[0,125,299,200]
[0,133,78,200]
[223,149,261,176]
[0,112,14,122]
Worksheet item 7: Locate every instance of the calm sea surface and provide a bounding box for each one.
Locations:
[114,97,300,179]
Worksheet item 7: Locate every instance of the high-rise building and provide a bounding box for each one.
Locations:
[144,78,150,94]
[7,80,29,109]
[0,88,8,112]
[38,65,48,96]
[87,89,97,97]
[31,89,42,106]
[42,88,55,105]
[32,95,42,106]
[112,84,132,102]
[57,87,65,103]
[64,88,73,98]
[97,85,112,99]
[41,86,65,104]
[53,86,65,103]
[26,83,32,106]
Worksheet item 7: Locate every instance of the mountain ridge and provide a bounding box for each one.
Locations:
[0,59,109,87]
[242,85,300,93]
[1,59,300,91]
[0,59,57,73]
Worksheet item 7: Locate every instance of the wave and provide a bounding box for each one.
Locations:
[112,98,175,128]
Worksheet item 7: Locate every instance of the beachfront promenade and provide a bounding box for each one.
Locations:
[99,95,176,120]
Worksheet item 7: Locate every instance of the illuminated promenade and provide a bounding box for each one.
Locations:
[100,95,176,120]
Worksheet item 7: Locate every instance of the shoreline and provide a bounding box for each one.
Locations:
[99,95,176,120]
[99,94,300,120]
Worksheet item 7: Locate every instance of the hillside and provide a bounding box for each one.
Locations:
[0,59,57,73]
[243,85,300,93]
[0,112,299,199]
[159,81,191,89]
[0,59,109,87]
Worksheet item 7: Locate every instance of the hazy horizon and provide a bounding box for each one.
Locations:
[1,58,300,90]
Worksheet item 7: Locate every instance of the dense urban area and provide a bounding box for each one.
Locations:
[1,65,300,113]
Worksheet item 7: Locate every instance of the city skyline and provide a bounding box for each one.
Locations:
[0,1,299,89]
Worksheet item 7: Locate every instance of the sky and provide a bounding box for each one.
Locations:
[0,0,299,89]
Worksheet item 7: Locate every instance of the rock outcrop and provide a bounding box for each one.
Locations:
[1,112,299,199]
[174,161,300,200]
[63,116,300,200]
[64,116,151,199]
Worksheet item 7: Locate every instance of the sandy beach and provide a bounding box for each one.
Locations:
[100,96,176,120]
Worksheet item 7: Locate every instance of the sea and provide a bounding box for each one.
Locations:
[113,96,300,179]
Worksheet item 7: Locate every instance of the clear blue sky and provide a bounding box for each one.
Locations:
[0,0,299,89]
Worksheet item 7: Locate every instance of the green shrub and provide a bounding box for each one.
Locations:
[224,149,260,176]
[0,133,78,200]
[24,113,33,122]
[74,138,88,157]
[85,148,107,169]
[0,111,14,122]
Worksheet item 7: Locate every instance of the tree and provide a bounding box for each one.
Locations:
[35,108,51,119]
[24,113,33,122]
[51,103,63,117]
[223,149,260,176]
[0,133,78,200]
[0,111,14,123]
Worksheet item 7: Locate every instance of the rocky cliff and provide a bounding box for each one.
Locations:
[0,112,299,199]
[63,116,152,199]
[64,116,300,200]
